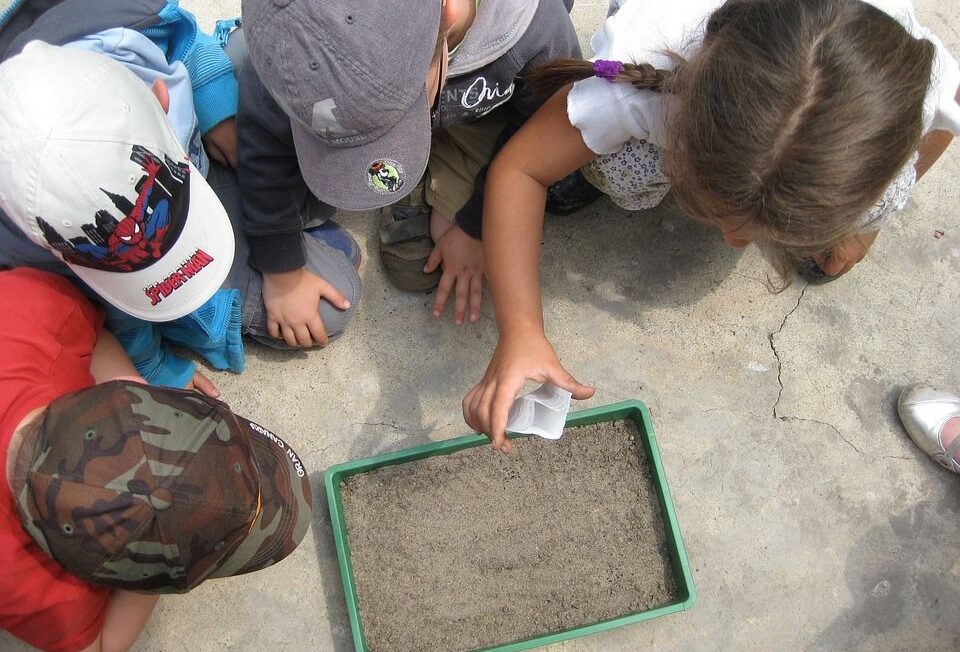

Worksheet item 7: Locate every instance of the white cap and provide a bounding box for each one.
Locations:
[0,41,234,321]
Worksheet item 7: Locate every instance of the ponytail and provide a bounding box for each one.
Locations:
[525,56,679,98]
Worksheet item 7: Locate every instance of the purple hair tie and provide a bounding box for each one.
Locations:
[593,59,623,81]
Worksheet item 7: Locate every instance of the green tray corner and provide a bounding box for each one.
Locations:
[324,400,696,651]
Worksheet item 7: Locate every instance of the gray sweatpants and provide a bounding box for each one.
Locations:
[206,163,361,346]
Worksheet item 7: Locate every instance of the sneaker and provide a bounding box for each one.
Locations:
[304,220,361,270]
[898,384,960,474]
[545,170,603,216]
[379,183,441,292]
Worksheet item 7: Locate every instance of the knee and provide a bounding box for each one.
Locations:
[242,262,361,350]
[317,268,361,344]
[300,231,362,345]
[224,26,248,72]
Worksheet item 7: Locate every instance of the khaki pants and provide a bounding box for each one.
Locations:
[425,108,507,222]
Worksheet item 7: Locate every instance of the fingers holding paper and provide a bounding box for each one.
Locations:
[464,333,594,452]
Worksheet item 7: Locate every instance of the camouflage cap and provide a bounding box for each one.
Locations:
[12,380,312,593]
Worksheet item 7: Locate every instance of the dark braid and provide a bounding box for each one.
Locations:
[524,58,597,97]
[618,61,677,93]
[524,57,679,98]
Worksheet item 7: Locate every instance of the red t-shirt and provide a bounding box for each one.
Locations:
[0,269,110,652]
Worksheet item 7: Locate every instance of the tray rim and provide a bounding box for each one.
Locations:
[323,399,696,652]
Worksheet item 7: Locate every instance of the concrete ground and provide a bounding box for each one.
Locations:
[6,1,960,650]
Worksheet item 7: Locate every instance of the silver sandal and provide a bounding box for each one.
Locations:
[898,384,960,474]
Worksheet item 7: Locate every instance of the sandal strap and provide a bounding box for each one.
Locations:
[933,451,960,473]
[380,211,431,245]
[943,432,960,461]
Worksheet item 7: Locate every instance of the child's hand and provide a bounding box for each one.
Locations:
[463,331,594,453]
[262,268,351,347]
[814,229,879,277]
[425,225,485,325]
[203,117,238,169]
[185,370,220,398]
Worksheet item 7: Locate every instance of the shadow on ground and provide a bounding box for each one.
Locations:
[541,198,746,321]
[346,199,746,463]
[814,492,960,651]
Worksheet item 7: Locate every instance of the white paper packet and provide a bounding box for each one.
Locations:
[505,383,572,439]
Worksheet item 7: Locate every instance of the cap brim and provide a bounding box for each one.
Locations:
[68,161,234,322]
[292,88,431,211]
[209,417,313,579]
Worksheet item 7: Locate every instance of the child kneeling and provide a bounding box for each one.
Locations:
[0,269,312,652]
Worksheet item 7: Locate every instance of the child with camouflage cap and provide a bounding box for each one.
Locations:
[0,268,312,652]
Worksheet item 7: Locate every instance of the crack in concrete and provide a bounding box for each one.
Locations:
[778,415,861,454]
[768,286,808,419]
[354,421,454,436]
[766,286,861,454]
[354,421,406,434]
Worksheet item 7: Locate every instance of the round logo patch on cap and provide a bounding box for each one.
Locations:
[367,159,405,195]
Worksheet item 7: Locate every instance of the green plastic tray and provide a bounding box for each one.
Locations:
[324,400,696,651]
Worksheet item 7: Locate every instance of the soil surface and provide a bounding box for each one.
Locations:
[340,420,678,652]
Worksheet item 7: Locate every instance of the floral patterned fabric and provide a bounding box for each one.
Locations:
[581,138,917,232]
[581,138,670,211]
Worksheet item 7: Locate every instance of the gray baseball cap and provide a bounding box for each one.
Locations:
[243,0,441,210]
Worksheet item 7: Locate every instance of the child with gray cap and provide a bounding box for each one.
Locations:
[0,267,312,652]
[238,0,582,340]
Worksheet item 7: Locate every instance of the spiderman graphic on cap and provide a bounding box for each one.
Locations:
[37,145,190,273]
[104,151,169,266]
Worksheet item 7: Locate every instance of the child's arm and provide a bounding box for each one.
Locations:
[464,86,596,451]
[89,328,142,384]
[91,326,219,396]
[139,6,238,167]
[79,590,158,652]
[236,63,351,348]
[204,116,238,169]
[915,127,955,180]
[143,7,238,136]
[103,309,194,387]
[428,0,582,325]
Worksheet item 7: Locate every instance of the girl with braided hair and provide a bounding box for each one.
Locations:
[463,0,960,450]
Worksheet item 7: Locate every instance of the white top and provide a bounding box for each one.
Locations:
[568,0,960,156]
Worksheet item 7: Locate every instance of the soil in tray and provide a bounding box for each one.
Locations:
[340,420,678,652]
